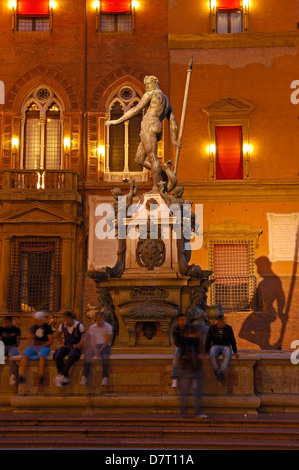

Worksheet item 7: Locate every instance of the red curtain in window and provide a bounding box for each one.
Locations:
[17,0,49,17]
[216,126,243,180]
[100,0,131,14]
[217,0,242,10]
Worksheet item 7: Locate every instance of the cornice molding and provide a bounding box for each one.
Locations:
[179,179,299,203]
[168,31,299,50]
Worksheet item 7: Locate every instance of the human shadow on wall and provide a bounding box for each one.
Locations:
[239,228,299,350]
[239,256,286,350]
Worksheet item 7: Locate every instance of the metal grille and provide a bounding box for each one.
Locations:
[45,117,61,169]
[17,18,50,32]
[24,117,41,169]
[8,237,62,313]
[210,241,256,312]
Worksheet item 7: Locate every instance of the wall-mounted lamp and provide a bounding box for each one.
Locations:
[9,0,17,9]
[12,137,19,169]
[97,145,105,179]
[92,0,100,10]
[132,0,140,9]
[243,143,253,155]
[64,137,70,168]
[207,143,216,155]
[49,0,57,9]
[243,0,249,11]
[211,0,217,14]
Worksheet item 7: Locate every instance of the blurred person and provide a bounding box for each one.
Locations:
[0,316,21,385]
[178,334,207,419]
[205,306,239,383]
[171,312,200,388]
[18,311,53,385]
[80,310,113,387]
[54,311,86,387]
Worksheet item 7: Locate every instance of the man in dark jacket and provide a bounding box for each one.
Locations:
[205,306,239,382]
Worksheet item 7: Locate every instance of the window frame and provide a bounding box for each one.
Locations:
[12,1,53,32]
[216,8,243,33]
[103,84,149,183]
[210,1,248,34]
[202,97,254,180]
[8,236,62,314]
[96,1,135,34]
[19,86,65,171]
[204,220,261,313]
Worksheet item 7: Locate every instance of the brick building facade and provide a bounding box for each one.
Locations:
[0,0,298,350]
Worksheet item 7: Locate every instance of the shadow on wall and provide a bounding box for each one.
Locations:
[239,228,299,350]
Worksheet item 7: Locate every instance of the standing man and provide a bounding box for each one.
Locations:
[54,311,86,387]
[0,316,21,385]
[205,305,240,383]
[80,310,113,387]
[105,75,179,192]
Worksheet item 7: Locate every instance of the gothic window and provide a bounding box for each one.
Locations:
[20,86,64,170]
[105,85,144,179]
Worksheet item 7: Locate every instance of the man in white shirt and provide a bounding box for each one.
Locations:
[80,310,113,386]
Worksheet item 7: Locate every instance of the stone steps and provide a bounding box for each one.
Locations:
[0,414,299,449]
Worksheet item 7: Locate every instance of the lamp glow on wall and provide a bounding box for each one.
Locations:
[12,137,19,168]
[210,0,217,13]
[92,0,100,10]
[50,0,57,9]
[64,137,70,168]
[97,145,105,179]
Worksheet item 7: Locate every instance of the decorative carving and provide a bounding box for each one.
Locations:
[130,287,169,300]
[130,301,165,319]
[136,238,166,270]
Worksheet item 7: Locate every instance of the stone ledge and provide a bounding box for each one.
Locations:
[0,351,297,414]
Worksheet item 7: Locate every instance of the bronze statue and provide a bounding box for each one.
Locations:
[105,75,179,192]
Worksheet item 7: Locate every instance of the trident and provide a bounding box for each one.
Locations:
[173,56,193,175]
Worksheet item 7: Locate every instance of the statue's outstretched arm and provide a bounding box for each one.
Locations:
[105,93,151,127]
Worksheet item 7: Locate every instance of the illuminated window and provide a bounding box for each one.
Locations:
[99,0,133,32]
[215,125,243,180]
[106,86,143,174]
[20,86,64,170]
[202,97,254,180]
[210,1,248,34]
[16,0,50,31]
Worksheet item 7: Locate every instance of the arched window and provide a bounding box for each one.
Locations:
[105,85,145,180]
[20,86,64,170]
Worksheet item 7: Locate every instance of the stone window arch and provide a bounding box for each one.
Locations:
[20,85,65,170]
[104,84,147,182]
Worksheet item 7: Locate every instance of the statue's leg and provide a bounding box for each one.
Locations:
[141,130,162,191]
[135,141,149,168]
